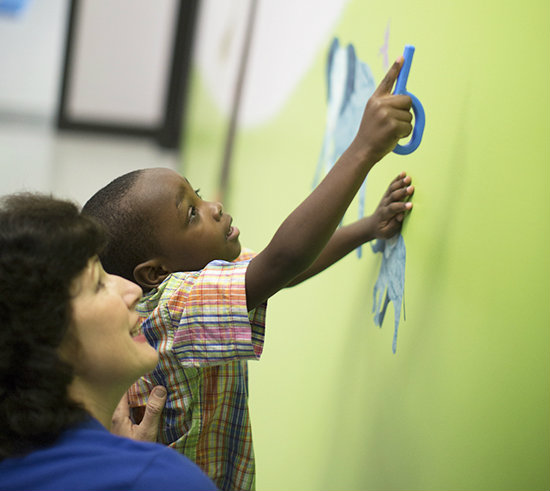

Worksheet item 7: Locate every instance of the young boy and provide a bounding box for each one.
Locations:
[83,58,414,491]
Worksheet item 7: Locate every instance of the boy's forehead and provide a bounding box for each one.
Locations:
[140,167,184,183]
[134,168,190,200]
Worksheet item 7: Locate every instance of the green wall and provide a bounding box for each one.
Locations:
[182,1,549,489]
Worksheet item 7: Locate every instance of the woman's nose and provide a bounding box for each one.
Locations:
[115,275,142,307]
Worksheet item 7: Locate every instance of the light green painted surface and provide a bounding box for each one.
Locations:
[182,1,549,489]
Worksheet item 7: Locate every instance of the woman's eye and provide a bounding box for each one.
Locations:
[96,280,106,292]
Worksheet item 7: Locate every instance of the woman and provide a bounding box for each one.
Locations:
[0,193,217,491]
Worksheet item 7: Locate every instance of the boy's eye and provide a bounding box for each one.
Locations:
[188,206,198,221]
[194,189,202,199]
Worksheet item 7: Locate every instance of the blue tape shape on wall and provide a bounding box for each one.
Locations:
[313,37,376,257]
[371,234,406,353]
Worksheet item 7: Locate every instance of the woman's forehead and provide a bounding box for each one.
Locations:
[70,256,100,296]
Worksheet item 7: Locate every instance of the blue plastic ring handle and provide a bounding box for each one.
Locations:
[393,45,425,155]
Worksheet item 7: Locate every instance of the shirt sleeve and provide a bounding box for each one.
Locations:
[161,257,267,367]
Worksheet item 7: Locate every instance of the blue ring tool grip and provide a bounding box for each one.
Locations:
[393,45,425,155]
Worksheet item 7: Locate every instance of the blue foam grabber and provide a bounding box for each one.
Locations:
[393,45,425,155]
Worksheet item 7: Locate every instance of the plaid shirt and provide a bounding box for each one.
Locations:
[128,250,266,491]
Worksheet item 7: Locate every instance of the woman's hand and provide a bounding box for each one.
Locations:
[110,386,167,442]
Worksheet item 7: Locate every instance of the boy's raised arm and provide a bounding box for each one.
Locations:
[245,57,413,311]
[284,172,414,287]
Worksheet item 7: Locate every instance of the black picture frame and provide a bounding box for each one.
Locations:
[56,0,199,150]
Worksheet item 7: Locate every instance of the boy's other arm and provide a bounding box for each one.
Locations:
[286,172,414,287]
[245,58,413,311]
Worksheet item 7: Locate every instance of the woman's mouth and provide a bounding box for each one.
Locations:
[133,333,148,343]
[130,323,142,337]
[130,324,148,344]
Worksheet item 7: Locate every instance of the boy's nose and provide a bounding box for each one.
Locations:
[211,202,223,220]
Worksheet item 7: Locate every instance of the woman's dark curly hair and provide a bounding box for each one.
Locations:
[0,193,106,458]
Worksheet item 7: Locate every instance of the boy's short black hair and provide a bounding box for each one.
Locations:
[82,169,157,283]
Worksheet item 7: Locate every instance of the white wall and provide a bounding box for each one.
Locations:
[0,0,178,205]
[0,0,69,118]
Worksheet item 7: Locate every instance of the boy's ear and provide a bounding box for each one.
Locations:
[133,259,171,290]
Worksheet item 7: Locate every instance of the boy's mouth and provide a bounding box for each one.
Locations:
[226,217,240,240]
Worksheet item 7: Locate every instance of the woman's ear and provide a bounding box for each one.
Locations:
[133,259,171,290]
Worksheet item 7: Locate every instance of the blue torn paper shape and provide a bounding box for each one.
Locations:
[312,38,377,257]
[0,0,31,15]
[371,234,406,353]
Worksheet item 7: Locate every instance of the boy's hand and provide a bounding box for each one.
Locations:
[110,386,167,442]
[371,172,414,239]
[350,57,413,164]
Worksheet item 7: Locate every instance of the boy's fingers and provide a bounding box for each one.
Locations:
[395,171,407,181]
[374,56,404,96]
[387,173,410,193]
[380,116,413,142]
[381,174,411,204]
[386,201,413,216]
[389,185,414,203]
[392,94,413,111]
[389,172,406,188]
[396,120,414,139]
